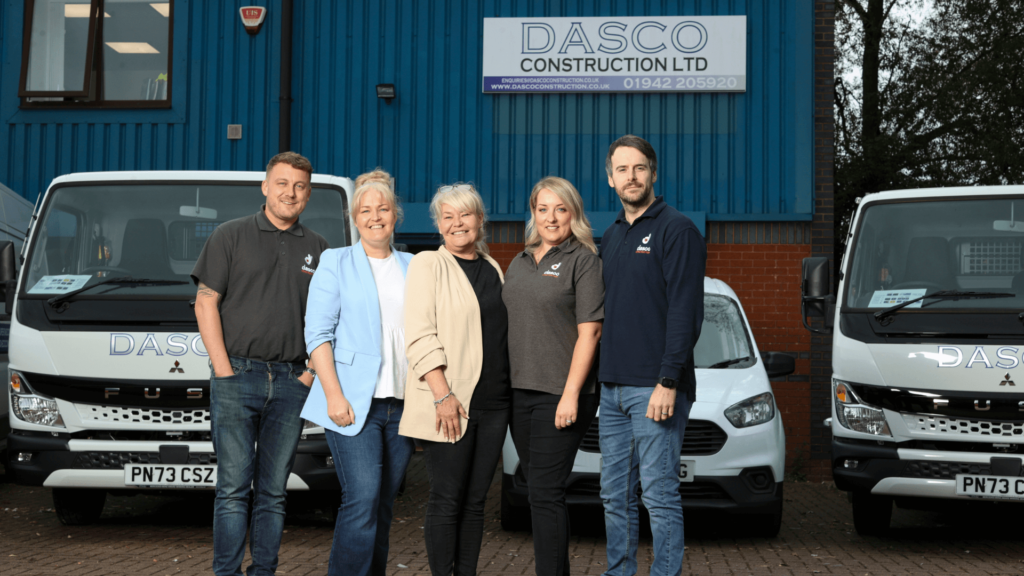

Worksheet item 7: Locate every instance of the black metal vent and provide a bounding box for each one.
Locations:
[578,418,728,456]
[72,451,217,469]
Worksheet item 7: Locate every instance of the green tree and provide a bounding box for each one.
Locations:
[836,0,1024,257]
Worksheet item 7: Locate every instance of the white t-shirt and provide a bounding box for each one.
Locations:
[367,252,407,399]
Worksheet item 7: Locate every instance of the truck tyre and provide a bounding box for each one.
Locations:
[53,488,106,525]
[500,476,531,532]
[851,491,892,536]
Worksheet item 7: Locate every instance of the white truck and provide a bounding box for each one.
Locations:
[4,171,347,524]
[802,186,1024,535]
[0,182,35,459]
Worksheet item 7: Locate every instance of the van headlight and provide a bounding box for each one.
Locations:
[9,370,65,428]
[833,379,890,436]
[724,392,775,428]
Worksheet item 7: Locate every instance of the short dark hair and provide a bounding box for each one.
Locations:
[266,151,313,180]
[605,135,657,177]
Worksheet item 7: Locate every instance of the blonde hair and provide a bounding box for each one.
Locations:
[351,168,402,228]
[525,176,597,255]
[429,183,489,256]
[354,167,391,189]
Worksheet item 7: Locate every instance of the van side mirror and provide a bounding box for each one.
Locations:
[801,256,834,335]
[762,351,796,378]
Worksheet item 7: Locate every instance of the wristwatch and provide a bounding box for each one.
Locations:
[657,376,677,390]
[303,367,317,378]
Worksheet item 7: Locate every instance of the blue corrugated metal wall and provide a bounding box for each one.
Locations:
[1,0,813,233]
[0,0,281,201]
[293,0,813,233]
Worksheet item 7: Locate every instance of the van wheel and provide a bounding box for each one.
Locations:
[749,505,783,538]
[53,488,106,525]
[500,476,531,532]
[851,491,892,536]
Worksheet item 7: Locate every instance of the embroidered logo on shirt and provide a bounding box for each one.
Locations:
[636,234,652,254]
[543,262,562,277]
[301,254,316,275]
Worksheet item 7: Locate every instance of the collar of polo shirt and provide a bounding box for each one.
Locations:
[257,204,305,236]
[614,195,668,224]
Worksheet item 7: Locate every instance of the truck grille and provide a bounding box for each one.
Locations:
[77,405,211,425]
[73,451,217,469]
[902,414,1024,438]
[578,418,727,456]
[902,461,1005,480]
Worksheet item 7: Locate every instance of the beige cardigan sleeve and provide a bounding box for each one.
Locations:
[405,252,448,379]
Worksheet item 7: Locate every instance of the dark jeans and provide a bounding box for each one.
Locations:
[510,389,599,576]
[325,398,415,576]
[421,407,510,576]
[209,356,310,576]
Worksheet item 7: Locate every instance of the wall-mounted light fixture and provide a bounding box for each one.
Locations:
[376,84,396,104]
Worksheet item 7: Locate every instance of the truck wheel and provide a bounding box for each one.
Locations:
[851,491,892,536]
[500,476,531,532]
[53,488,106,525]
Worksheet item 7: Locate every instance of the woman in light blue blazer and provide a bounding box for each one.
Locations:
[301,170,414,576]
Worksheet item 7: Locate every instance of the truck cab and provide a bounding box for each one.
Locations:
[802,186,1024,534]
[4,171,348,524]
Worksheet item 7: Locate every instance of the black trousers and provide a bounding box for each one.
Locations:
[510,389,599,576]
[421,406,510,576]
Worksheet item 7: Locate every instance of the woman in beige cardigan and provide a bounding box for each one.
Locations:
[400,184,510,576]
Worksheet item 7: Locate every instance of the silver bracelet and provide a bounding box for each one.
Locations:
[433,390,454,406]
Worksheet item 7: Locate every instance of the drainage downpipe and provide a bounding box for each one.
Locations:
[279,0,293,153]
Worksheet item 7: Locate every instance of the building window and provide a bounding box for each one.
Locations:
[18,0,173,107]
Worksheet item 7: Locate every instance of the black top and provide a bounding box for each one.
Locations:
[190,206,330,363]
[599,196,706,402]
[502,237,604,395]
[455,254,511,410]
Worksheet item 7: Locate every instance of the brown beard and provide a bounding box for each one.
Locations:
[617,184,653,209]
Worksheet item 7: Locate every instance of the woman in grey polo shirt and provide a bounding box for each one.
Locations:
[502,176,604,576]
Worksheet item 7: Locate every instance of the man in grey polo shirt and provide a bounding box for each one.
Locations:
[192,151,329,576]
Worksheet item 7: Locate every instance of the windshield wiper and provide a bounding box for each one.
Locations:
[48,277,189,309]
[706,356,752,369]
[874,290,1015,326]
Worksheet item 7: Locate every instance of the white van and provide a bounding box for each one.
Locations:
[4,171,347,523]
[501,277,793,537]
[0,182,34,459]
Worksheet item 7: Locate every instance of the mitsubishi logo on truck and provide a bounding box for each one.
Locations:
[1001,373,1016,386]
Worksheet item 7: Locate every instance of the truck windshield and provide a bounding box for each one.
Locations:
[22,183,348,298]
[845,197,1024,310]
[694,294,756,369]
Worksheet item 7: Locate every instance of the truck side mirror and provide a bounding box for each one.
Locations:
[801,256,834,335]
[762,351,796,378]
[0,241,16,317]
[0,241,14,283]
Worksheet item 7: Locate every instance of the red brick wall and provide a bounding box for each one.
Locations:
[488,242,523,272]
[706,243,814,476]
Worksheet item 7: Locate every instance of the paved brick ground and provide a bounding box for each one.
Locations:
[4,454,1024,575]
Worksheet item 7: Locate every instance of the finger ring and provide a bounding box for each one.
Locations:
[566,419,573,424]
[661,412,669,416]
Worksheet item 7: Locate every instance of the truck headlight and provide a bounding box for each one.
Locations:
[9,370,65,428]
[724,392,775,428]
[833,380,890,436]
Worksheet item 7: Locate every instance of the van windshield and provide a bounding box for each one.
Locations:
[22,182,348,298]
[694,294,755,369]
[845,197,1024,310]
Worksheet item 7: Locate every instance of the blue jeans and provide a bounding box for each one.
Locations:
[599,383,693,576]
[210,356,311,576]
[325,397,415,576]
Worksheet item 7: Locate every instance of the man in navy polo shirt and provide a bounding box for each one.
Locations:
[598,135,706,576]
